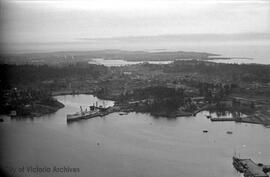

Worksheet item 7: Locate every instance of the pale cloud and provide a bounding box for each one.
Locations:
[1,0,269,43]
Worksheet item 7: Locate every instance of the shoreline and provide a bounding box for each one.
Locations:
[6,99,65,119]
[51,90,94,97]
[6,92,270,126]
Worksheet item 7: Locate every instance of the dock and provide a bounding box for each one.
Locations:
[210,117,235,121]
[233,156,270,177]
[210,114,270,126]
[238,114,270,125]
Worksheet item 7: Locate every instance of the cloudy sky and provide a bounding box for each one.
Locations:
[0,0,270,43]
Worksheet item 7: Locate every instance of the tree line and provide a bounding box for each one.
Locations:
[0,63,108,89]
[163,60,270,83]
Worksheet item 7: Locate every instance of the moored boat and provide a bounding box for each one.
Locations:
[67,105,101,122]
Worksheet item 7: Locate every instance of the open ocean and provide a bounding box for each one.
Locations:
[1,38,270,64]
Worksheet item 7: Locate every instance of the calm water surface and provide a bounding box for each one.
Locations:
[2,39,270,64]
[88,58,258,67]
[1,94,270,177]
[88,58,174,66]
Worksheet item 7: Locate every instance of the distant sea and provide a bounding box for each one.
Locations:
[1,36,270,64]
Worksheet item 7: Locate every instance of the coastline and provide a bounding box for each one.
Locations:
[6,99,65,118]
[30,100,65,117]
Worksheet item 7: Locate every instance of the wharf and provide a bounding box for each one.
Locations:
[238,114,270,125]
[210,114,270,126]
[210,117,235,121]
[233,156,270,177]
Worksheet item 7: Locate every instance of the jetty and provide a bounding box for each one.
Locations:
[210,117,235,121]
[233,156,270,177]
[238,113,270,125]
[210,114,270,126]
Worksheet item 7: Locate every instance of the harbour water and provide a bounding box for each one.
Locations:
[1,94,270,177]
[88,58,174,66]
[87,58,259,67]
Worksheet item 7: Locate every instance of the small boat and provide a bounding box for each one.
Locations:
[119,112,128,116]
[203,130,208,133]
[227,131,233,134]
[206,115,212,119]
[10,110,17,117]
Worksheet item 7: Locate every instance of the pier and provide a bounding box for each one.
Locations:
[233,156,270,177]
[210,114,270,126]
[210,117,235,121]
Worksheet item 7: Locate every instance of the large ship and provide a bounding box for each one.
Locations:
[67,102,107,122]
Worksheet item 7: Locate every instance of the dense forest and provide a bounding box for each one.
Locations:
[1,59,269,117]
[0,50,217,64]
[117,86,186,113]
[164,60,270,83]
[119,86,184,101]
[1,60,270,91]
[0,63,108,89]
[0,88,64,115]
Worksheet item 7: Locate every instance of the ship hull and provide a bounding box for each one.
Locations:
[67,109,101,122]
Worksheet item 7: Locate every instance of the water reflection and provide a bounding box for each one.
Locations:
[66,117,95,126]
[151,115,178,121]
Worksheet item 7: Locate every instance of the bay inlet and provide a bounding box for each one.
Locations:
[1,94,270,177]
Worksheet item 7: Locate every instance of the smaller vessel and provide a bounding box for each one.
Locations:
[203,130,208,133]
[10,110,17,117]
[227,131,233,134]
[119,112,128,116]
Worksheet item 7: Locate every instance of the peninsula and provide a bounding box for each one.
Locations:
[1,50,270,124]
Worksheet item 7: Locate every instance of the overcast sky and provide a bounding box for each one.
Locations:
[1,0,270,43]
